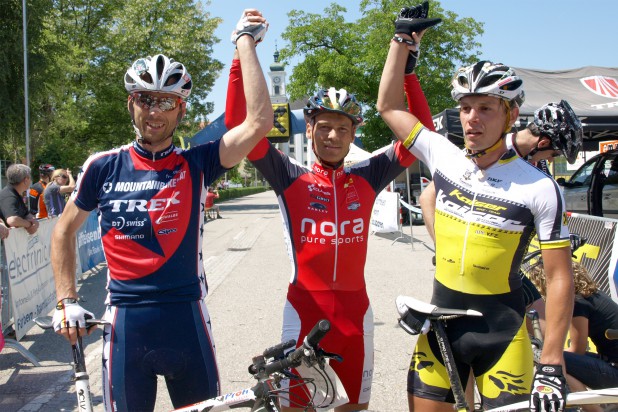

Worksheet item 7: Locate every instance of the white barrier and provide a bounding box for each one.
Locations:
[4,219,57,340]
[370,191,399,233]
[0,211,104,342]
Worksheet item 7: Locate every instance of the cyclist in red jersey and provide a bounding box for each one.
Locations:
[225,24,438,410]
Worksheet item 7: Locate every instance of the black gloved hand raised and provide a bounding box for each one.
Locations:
[394,1,442,37]
[530,364,568,412]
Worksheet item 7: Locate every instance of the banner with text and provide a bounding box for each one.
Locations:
[5,219,57,340]
[76,211,104,273]
[371,191,399,233]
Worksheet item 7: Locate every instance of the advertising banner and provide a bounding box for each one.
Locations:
[76,211,104,273]
[4,220,57,340]
[371,191,399,233]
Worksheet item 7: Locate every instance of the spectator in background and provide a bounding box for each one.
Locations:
[205,186,222,219]
[0,164,39,234]
[43,168,75,217]
[29,164,55,218]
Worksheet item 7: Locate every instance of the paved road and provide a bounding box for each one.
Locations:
[0,190,436,411]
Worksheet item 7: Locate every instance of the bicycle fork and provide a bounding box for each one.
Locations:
[72,336,93,412]
[433,320,469,412]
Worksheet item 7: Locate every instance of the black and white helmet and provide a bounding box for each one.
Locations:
[124,54,192,98]
[303,87,363,125]
[451,61,524,104]
[533,100,583,164]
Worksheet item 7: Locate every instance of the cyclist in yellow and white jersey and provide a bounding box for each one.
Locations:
[378,27,575,412]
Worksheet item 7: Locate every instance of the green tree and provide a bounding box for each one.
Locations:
[279,0,483,152]
[0,0,51,163]
[1,0,223,172]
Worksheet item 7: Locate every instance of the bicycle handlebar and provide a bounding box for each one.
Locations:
[34,316,108,330]
[605,329,618,340]
[254,319,331,377]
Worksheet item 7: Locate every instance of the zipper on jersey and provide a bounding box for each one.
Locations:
[459,189,478,276]
[150,151,156,241]
[332,172,339,283]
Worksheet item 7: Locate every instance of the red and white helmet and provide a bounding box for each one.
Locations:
[124,54,192,98]
[451,61,524,104]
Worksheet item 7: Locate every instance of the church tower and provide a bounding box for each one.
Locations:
[268,48,287,104]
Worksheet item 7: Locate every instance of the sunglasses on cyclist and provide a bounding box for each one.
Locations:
[132,93,182,112]
[57,175,68,179]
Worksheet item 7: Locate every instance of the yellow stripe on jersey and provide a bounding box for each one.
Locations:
[539,239,571,249]
[403,122,424,149]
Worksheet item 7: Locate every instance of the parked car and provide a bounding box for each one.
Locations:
[557,149,618,219]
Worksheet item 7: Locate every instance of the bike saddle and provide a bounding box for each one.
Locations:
[396,295,483,319]
[396,295,483,336]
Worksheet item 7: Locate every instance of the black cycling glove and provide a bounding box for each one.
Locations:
[394,1,441,37]
[530,364,567,412]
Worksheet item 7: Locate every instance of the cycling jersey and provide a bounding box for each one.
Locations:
[73,140,226,305]
[75,140,225,411]
[403,124,570,406]
[28,180,48,218]
[405,125,570,295]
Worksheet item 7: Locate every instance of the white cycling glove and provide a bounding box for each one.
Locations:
[230,12,268,45]
[52,298,94,332]
[530,364,567,412]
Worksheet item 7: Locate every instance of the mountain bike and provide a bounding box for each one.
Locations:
[173,319,346,412]
[34,315,108,412]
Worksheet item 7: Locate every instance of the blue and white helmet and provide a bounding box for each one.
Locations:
[124,54,192,98]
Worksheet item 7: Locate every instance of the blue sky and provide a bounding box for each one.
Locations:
[203,0,618,117]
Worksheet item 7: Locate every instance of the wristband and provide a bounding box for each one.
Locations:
[392,35,416,46]
[56,297,78,310]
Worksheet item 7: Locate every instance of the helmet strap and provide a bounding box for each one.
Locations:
[465,134,505,160]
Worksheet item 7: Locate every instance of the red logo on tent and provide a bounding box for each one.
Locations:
[580,76,618,98]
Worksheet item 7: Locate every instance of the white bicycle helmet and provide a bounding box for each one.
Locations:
[303,87,363,126]
[124,54,192,98]
[451,61,524,104]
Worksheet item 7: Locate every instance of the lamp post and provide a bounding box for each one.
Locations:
[22,0,31,167]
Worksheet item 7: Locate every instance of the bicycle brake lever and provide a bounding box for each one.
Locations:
[315,348,343,363]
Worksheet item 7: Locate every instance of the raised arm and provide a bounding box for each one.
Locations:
[224,50,246,130]
[219,9,273,168]
[377,34,422,144]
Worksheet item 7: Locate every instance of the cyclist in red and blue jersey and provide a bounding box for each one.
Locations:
[50,10,273,412]
[224,23,438,410]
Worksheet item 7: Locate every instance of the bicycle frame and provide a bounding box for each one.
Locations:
[396,295,482,412]
[34,316,107,412]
